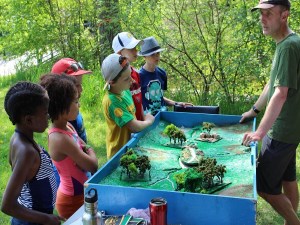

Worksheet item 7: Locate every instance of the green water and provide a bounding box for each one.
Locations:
[99,121,255,198]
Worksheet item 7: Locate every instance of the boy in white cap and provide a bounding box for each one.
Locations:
[112,32,144,121]
[101,53,155,159]
[139,36,192,115]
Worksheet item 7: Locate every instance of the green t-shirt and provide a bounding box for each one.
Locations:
[268,33,300,143]
[102,90,135,159]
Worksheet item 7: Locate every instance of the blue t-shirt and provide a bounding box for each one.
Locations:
[139,66,168,115]
[69,112,87,143]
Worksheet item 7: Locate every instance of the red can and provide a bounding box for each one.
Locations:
[149,197,167,225]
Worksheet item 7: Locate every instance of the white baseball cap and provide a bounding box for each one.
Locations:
[112,32,142,53]
[101,53,129,90]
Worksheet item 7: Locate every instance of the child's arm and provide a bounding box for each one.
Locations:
[124,113,155,133]
[163,97,193,107]
[1,145,63,224]
[49,133,98,173]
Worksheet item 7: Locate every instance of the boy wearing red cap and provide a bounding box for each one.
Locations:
[51,58,91,144]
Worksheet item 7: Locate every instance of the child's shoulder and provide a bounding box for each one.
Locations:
[156,66,166,74]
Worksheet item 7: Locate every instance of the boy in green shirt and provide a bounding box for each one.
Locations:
[101,53,155,159]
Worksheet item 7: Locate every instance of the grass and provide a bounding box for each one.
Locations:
[0,73,299,224]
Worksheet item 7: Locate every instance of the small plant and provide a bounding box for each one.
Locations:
[175,157,226,192]
[174,168,203,192]
[163,124,186,145]
[120,149,151,179]
[202,122,216,135]
[198,122,221,142]
[195,157,226,189]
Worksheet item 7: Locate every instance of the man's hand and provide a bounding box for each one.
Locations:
[242,132,262,146]
[239,109,257,123]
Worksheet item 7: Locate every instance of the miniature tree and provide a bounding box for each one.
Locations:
[184,168,203,192]
[120,149,151,179]
[163,124,186,145]
[163,124,178,143]
[174,168,203,192]
[135,155,151,175]
[202,122,216,135]
[215,164,226,183]
[175,130,187,145]
[174,173,185,190]
[195,157,226,189]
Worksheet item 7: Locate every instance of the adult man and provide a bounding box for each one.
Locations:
[241,1,300,224]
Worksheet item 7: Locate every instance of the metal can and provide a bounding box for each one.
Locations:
[149,197,167,225]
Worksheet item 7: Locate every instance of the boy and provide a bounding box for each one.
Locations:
[138,36,192,115]
[112,32,144,121]
[101,53,155,159]
[51,58,92,143]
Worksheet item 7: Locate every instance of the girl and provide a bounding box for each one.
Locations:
[1,81,63,225]
[40,74,98,219]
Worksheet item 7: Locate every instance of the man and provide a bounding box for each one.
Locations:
[51,58,92,143]
[241,1,300,224]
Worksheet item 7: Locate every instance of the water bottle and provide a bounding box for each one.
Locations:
[82,188,103,225]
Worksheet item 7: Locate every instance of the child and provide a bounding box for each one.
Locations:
[138,36,193,115]
[112,32,144,121]
[101,53,155,159]
[51,58,92,143]
[1,81,63,224]
[40,74,98,219]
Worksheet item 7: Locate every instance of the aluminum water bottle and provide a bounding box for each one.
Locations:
[82,188,103,225]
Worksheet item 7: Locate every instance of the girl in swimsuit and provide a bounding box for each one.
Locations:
[1,81,64,225]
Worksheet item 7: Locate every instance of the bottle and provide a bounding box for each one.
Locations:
[82,188,103,225]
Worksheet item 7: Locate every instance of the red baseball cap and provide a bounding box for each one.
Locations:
[51,58,92,76]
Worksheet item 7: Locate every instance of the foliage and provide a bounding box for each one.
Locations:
[0,0,103,68]
[120,149,151,178]
[202,122,216,134]
[2,0,300,109]
[163,123,186,145]
[175,156,226,192]
[174,168,203,193]
[195,157,226,189]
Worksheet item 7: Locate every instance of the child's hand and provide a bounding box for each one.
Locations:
[177,102,193,107]
[144,113,155,125]
[45,214,66,225]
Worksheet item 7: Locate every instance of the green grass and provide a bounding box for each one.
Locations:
[0,73,299,224]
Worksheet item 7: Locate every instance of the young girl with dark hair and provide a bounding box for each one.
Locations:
[1,81,63,225]
[40,74,98,219]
